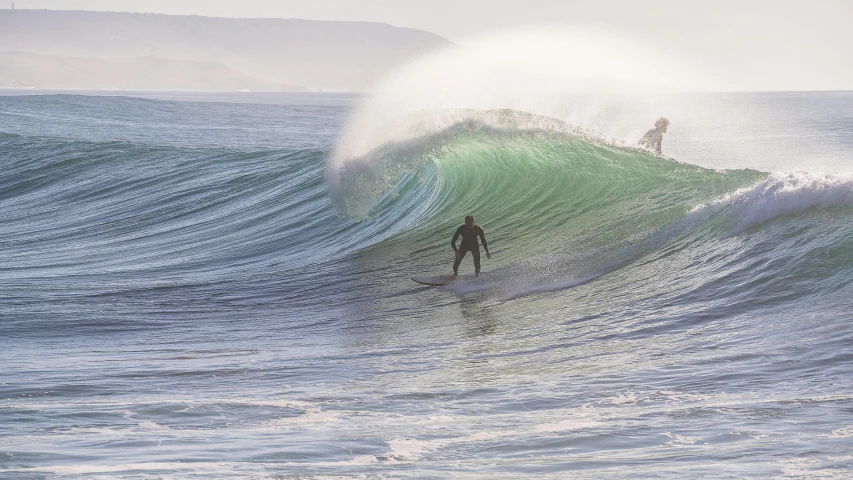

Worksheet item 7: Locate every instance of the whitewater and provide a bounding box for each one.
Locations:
[2,84,853,477]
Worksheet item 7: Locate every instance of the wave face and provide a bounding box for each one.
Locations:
[330,111,853,302]
[0,131,328,288]
[4,93,853,479]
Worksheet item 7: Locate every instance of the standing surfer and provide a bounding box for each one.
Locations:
[451,215,490,276]
[639,117,670,154]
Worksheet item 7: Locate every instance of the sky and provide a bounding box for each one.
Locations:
[7,0,853,91]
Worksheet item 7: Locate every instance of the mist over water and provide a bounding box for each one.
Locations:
[332,29,708,166]
[2,30,853,477]
[332,28,853,201]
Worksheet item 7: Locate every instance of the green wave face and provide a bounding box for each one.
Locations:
[428,132,764,257]
[336,124,766,263]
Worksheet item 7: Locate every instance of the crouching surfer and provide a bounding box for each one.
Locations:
[639,117,670,154]
[451,215,491,276]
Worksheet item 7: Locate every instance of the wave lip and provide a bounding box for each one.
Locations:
[327,109,629,222]
[331,27,709,171]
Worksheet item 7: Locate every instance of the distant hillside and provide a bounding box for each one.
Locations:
[0,52,305,91]
[0,9,454,91]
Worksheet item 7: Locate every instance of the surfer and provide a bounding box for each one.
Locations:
[451,215,490,276]
[638,117,670,154]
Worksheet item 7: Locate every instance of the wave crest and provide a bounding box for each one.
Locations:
[691,172,853,236]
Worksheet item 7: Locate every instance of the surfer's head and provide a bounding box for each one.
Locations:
[655,117,670,132]
[465,215,474,227]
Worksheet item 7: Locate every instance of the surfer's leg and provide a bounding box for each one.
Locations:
[472,250,481,275]
[453,249,467,275]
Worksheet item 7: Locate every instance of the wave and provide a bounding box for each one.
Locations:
[330,109,853,298]
[0,132,340,285]
[330,110,763,242]
[4,108,853,304]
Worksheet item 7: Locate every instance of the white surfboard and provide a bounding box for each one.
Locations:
[412,275,456,286]
[412,274,478,286]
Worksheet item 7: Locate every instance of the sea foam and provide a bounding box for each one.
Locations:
[691,171,853,235]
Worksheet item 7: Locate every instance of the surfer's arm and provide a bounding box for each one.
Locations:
[478,228,490,258]
[451,227,462,251]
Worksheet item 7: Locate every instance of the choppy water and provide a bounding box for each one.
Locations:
[2,91,853,479]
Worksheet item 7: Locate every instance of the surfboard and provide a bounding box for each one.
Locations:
[412,274,479,286]
[412,275,457,286]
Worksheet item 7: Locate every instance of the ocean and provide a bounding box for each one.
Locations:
[1,90,853,478]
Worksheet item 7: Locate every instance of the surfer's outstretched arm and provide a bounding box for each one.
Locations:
[451,226,463,251]
[478,227,491,259]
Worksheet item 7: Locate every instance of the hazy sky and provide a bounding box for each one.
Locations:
[8,0,853,90]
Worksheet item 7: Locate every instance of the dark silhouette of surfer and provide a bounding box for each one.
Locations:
[451,215,490,276]
[639,117,670,154]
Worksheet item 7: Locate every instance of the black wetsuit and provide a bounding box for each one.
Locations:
[451,224,488,274]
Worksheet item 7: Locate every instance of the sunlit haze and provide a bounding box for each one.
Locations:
[9,0,853,91]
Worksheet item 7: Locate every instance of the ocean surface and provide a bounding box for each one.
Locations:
[2,90,853,478]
